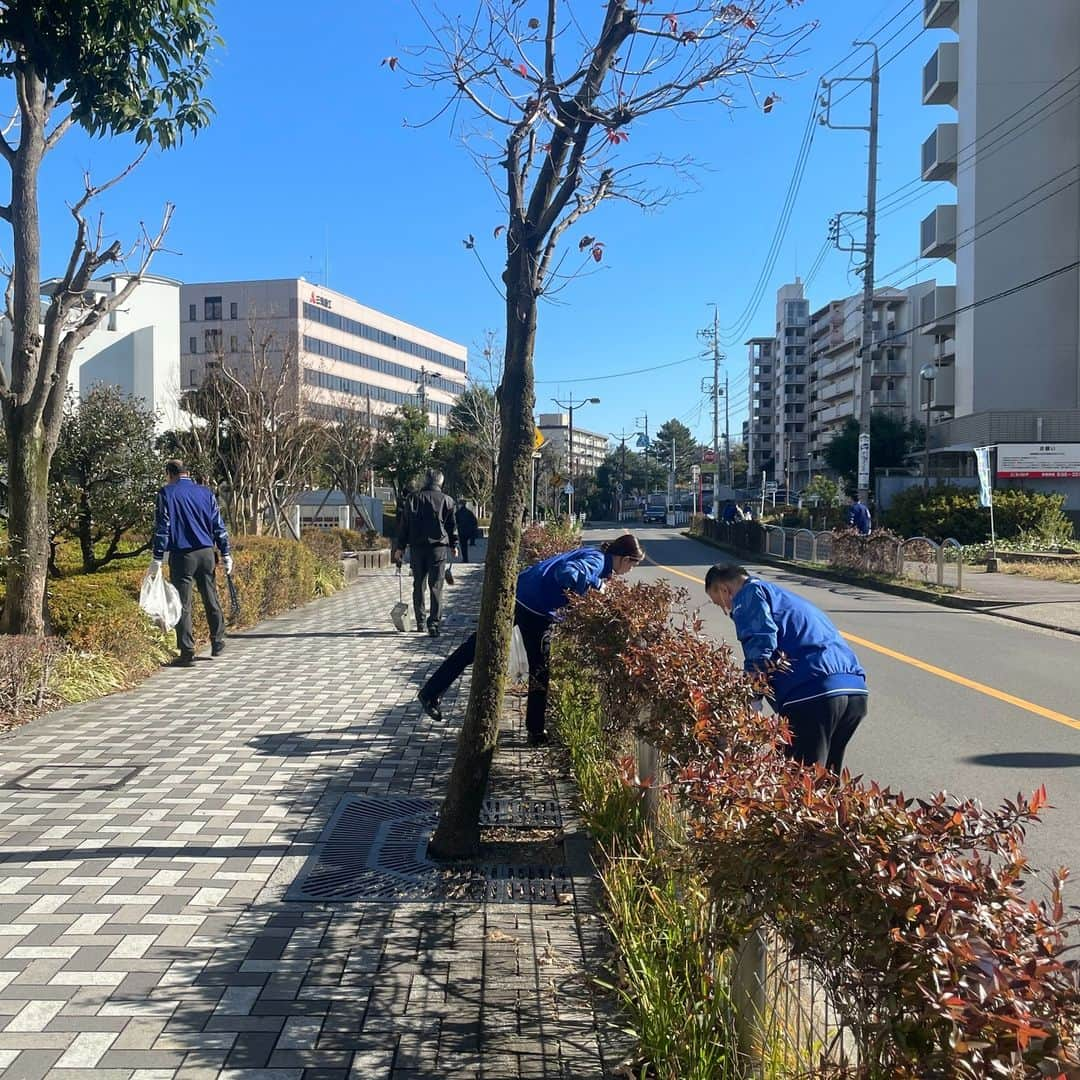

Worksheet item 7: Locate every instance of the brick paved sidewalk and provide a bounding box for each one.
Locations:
[0,566,618,1080]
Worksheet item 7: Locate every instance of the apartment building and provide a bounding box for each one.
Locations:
[773,281,811,492]
[745,336,776,483]
[920,0,1080,505]
[807,284,937,473]
[180,279,467,429]
[537,412,608,476]
[0,274,183,430]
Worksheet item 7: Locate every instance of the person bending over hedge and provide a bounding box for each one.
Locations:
[418,533,644,746]
[705,563,868,771]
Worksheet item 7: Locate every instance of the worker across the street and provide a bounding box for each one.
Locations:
[705,562,869,771]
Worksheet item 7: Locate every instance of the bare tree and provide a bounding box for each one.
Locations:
[400,0,809,857]
[0,1,218,636]
[184,322,324,538]
[320,406,377,532]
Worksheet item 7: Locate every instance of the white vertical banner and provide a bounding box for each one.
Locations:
[973,446,993,508]
[857,432,871,491]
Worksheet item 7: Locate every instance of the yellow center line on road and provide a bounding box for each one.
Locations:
[644,555,1080,733]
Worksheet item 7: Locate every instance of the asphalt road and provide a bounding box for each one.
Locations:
[589,525,1080,894]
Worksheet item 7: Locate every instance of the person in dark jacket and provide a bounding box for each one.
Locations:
[846,495,872,535]
[393,470,458,636]
[705,563,868,771]
[150,459,232,667]
[455,501,480,563]
[418,533,644,745]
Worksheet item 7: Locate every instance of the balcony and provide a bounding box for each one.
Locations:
[922,42,959,107]
[920,204,957,259]
[871,390,906,409]
[924,0,959,31]
[872,355,908,377]
[928,363,955,412]
[922,122,958,182]
[919,285,957,333]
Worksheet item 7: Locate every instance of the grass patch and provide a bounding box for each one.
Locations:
[552,664,742,1080]
[999,561,1080,585]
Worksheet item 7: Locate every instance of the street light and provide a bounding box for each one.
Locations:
[919,364,937,490]
[551,395,600,517]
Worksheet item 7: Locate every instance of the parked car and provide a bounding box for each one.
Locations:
[643,501,669,524]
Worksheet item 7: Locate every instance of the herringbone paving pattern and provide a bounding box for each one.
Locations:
[0,565,610,1079]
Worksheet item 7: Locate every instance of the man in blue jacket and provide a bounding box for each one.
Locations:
[418,533,644,745]
[846,495,872,535]
[150,460,232,667]
[705,563,868,771]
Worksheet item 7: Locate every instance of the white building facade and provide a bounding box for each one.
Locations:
[180,279,467,430]
[537,412,608,476]
[920,0,1080,508]
[0,274,183,429]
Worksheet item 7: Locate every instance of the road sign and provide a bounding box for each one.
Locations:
[615,482,624,493]
[857,432,871,490]
[563,482,574,495]
[534,428,545,450]
[765,480,778,492]
[691,464,701,478]
[702,450,716,463]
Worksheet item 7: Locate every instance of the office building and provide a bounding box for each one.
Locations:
[180,279,467,429]
[0,274,183,430]
[537,412,608,476]
[745,336,776,484]
[920,0,1080,506]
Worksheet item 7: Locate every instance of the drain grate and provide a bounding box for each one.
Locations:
[286,796,572,905]
[3,763,146,792]
[480,797,562,829]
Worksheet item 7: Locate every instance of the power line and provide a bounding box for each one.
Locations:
[535,352,701,385]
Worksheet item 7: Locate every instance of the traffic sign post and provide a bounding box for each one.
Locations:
[857,432,871,493]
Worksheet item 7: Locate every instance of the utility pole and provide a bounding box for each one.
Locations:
[552,394,600,518]
[724,373,732,489]
[822,43,879,504]
[611,428,636,522]
[417,366,429,423]
[698,306,723,516]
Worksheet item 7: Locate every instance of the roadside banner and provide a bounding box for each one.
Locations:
[973,446,993,508]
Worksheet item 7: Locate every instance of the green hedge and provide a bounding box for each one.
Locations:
[883,486,1074,545]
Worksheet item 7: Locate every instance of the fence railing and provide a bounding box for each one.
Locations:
[695,518,965,592]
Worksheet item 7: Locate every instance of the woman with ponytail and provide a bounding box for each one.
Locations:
[418,533,644,745]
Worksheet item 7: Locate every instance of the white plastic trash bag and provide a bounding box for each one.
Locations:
[507,625,530,685]
[139,571,183,632]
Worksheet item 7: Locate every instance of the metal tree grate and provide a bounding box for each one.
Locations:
[286,796,573,905]
[480,797,562,828]
[3,763,146,792]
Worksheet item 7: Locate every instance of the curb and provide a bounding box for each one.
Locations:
[683,532,1080,639]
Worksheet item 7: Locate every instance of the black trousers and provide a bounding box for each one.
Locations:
[169,546,224,657]
[421,603,553,735]
[459,537,471,563]
[410,545,448,627]
[781,693,868,772]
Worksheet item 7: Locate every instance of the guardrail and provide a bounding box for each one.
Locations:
[694,518,965,592]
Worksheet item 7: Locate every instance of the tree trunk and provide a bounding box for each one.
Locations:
[429,256,537,859]
[78,491,97,574]
[2,417,52,636]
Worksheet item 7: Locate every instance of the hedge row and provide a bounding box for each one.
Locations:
[555,579,1080,1078]
[883,487,1074,545]
[1,535,344,722]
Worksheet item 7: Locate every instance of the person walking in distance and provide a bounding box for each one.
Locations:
[846,494,872,535]
[150,459,232,667]
[705,563,868,772]
[417,534,644,745]
[394,469,458,637]
[455,500,479,563]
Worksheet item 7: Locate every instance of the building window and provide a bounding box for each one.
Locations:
[204,296,223,321]
[189,368,197,386]
[188,303,196,321]
[189,336,197,354]
[230,301,238,320]
[205,328,223,353]
[230,335,239,353]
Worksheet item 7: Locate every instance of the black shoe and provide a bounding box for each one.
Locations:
[428,622,440,638]
[211,641,225,657]
[527,732,548,747]
[417,691,442,722]
[169,653,195,668]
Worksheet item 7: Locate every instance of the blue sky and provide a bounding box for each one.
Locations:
[33,0,953,448]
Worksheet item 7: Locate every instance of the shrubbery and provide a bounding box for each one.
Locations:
[1,533,344,726]
[519,516,581,567]
[556,579,1080,1078]
[884,486,1074,545]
